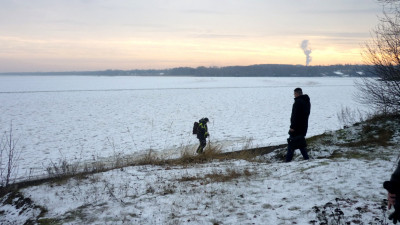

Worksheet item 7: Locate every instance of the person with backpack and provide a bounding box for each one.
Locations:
[194,117,209,154]
[286,87,311,162]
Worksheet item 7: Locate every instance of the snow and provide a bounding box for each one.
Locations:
[4,149,397,224]
[334,71,344,76]
[0,76,367,181]
[0,75,397,224]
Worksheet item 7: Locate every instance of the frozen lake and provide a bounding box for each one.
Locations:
[0,76,366,179]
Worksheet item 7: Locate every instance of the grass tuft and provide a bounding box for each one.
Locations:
[337,125,395,148]
[177,168,253,184]
[37,218,61,225]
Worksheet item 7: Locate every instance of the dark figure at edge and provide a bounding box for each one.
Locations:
[384,160,400,224]
[196,117,209,154]
[286,87,310,162]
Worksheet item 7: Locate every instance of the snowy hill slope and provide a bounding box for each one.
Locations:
[1,115,399,225]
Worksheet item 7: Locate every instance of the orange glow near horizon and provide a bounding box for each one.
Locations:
[0,35,366,72]
[0,0,381,72]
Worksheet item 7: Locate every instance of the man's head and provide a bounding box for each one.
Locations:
[294,88,303,98]
[204,117,209,123]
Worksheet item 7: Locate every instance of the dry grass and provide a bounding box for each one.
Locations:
[306,133,335,146]
[225,150,260,161]
[308,112,398,151]
[365,112,399,124]
[9,113,398,197]
[337,124,395,148]
[177,168,253,184]
[138,142,226,167]
[4,142,242,194]
[204,169,242,183]
[135,149,160,166]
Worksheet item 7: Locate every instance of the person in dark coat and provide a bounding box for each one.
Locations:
[196,117,209,154]
[384,160,400,224]
[285,87,311,162]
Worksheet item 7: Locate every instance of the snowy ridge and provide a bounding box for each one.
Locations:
[1,115,399,224]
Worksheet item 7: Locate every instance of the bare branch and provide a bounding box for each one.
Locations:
[0,122,21,187]
[358,2,400,114]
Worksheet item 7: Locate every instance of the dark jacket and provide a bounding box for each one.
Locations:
[389,160,400,193]
[197,119,208,140]
[290,94,311,137]
[384,161,400,225]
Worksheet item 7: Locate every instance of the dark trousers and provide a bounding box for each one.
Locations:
[197,139,206,153]
[285,146,309,162]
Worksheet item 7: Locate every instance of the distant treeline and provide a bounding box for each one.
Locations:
[1,64,375,77]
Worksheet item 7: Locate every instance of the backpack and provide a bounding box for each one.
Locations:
[192,122,199,135]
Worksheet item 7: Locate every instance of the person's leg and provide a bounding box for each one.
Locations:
[200,139,206,153]
[299,147,309,160]
[196,144,201,153]
[197,139,206,153]
[196,139,202,153]
[285,145,294,162]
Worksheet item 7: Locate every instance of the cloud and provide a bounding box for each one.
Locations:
[299,8,380,15]
[180,9,225,14]
[191,33,248,39]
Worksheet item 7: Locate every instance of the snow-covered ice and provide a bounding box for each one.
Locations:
[0,75,397,225]
[0,76,367,180]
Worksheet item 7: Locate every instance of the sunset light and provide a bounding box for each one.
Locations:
[0,0,381,72]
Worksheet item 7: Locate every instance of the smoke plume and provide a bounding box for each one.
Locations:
[300,40,312,66]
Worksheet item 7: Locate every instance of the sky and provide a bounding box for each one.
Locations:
[0,0,383,72]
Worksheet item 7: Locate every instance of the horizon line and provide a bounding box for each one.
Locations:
[0,63,370,74]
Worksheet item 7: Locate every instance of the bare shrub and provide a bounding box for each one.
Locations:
[45,157,79,178]
[336,106,365,128]
[106,137,124,168]
[0,122,22,187]
[357,0,400,114]
[242,137,254,150]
